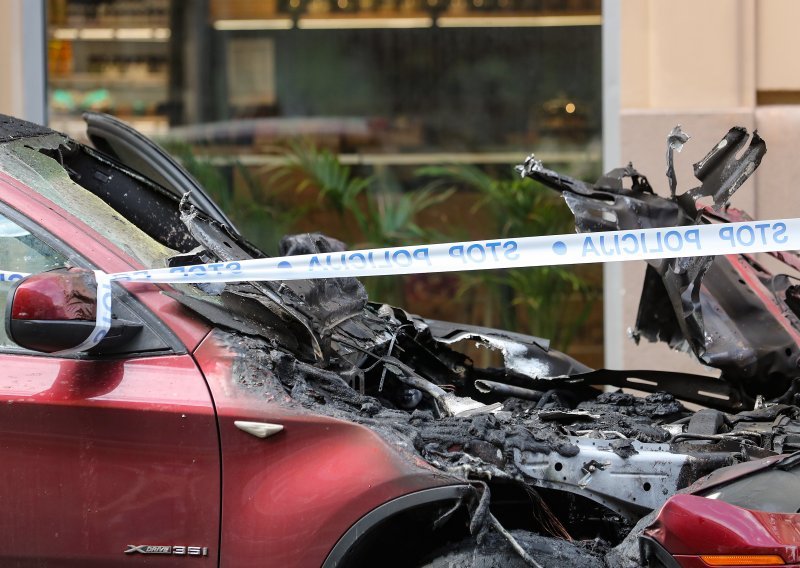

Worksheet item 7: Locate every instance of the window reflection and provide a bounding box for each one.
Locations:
[46,0,604,366]
[48,0,601,159]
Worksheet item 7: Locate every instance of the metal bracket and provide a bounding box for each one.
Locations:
[513,436,689,520]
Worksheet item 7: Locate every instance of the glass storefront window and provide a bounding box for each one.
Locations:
[48,0,171,137]
[47,0,604,365]
[48,0,600,159]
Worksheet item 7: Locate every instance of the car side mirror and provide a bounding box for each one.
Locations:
[5,268,141,353]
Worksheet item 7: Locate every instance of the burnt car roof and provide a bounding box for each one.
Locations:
[0,115,56,142]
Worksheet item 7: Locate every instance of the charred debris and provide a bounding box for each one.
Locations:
[170,127,800,566]
[31,121,800,565]
[159,127,800,565]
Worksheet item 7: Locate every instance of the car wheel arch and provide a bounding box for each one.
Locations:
[322,484,474,568]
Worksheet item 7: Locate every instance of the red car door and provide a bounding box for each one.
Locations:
[0,203,221,566]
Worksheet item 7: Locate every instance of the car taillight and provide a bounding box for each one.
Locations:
[700,554,785,566]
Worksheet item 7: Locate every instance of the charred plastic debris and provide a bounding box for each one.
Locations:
[23,120,800,566]
[168,127,800,567]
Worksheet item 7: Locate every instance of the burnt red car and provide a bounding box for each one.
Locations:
[2,114,800,567]
[0,114,470,567]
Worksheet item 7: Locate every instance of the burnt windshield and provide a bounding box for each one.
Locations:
[0,133,177,270]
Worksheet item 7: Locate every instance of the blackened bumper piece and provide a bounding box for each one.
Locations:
[520,127,800,400]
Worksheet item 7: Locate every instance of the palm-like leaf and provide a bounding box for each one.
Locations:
[418,164,598,351]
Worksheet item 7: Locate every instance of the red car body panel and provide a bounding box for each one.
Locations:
[0,174,222,564]
[193,332,459,568]
[0,353,220,566]
[724,252,800,346]
[667,558,789,568]
[645,494,800,567]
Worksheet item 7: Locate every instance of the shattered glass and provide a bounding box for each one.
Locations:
[0,132,176,270]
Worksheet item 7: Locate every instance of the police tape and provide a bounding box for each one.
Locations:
[0,271,25,281]
[3,217,800,354]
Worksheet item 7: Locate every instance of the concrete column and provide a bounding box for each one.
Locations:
[602,0,623,369]
[604,0,800,374]
[609,0,763,374]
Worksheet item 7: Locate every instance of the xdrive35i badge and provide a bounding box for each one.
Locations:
[124,545,209,556]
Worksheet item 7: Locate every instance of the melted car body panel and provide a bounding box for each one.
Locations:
[192,330,458,568]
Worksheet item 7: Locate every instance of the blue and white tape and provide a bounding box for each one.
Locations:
[0,271,25,282]
[111,218,793,284]
[68,271,113,354]
[3,217,800,354]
